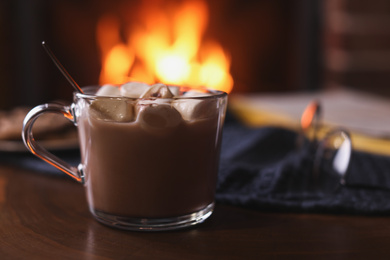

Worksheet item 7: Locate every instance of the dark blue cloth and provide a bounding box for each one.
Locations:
[216,117,390,215]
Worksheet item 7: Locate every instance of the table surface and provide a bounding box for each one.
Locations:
[1,163,390,259]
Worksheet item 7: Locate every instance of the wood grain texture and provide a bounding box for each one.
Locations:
[1,164,390,259]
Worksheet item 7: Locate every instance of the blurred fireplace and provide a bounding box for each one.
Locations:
[0,0,322,109]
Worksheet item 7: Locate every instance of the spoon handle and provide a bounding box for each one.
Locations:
[42,41,84,94]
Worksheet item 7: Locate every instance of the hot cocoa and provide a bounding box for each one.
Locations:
[76,83,226,218]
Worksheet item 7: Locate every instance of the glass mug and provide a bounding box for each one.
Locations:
[22,86,228,231]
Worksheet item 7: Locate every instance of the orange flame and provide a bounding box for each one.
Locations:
[96,0,233,93]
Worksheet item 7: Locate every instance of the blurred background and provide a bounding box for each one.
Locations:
[0,0,390,110]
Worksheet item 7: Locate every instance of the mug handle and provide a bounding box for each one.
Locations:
[22,103,83,183]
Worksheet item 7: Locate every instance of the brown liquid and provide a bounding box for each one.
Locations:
[78,107,222,218]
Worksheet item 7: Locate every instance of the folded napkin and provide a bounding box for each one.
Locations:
[216,114,390,215]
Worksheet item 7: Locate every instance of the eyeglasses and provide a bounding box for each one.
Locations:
[299,100,352,192]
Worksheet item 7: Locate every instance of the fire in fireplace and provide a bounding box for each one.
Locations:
[96,0,233,93]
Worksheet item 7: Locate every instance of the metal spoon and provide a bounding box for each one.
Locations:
[41,41,84,94]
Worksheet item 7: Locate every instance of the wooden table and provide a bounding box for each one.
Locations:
[1,163,390,259]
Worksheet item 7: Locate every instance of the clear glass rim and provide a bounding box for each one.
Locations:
[75,85,228,101]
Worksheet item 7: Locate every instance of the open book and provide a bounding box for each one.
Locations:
[230,88,390,155]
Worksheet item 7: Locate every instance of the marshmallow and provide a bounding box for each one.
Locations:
[96,84,121,97]
[120,82,151,98]
[90,98,134,122]
[182,90,210,97]
[173,90,216,121]
[137,104,182,134]
[141,83,174,99]
[168,86,180,97]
